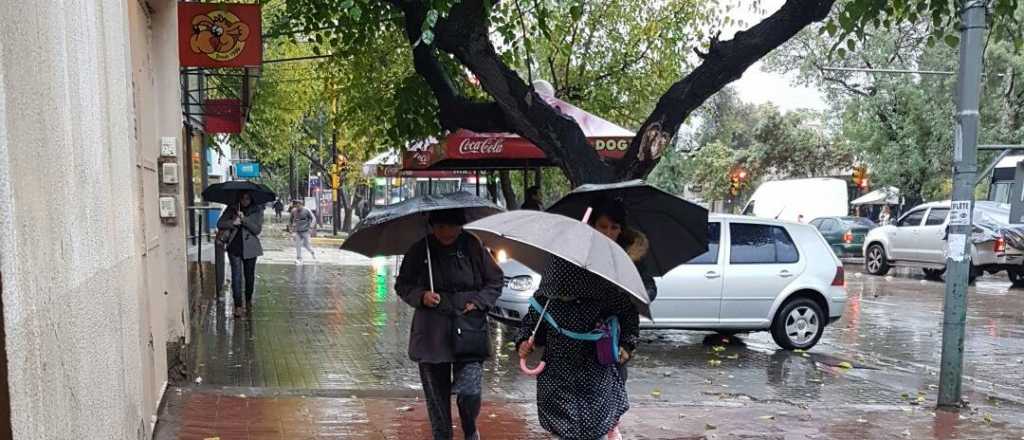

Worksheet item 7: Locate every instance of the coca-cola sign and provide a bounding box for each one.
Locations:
[458,137,505,155]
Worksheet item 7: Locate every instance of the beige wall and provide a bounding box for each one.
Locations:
[0,0,187,438]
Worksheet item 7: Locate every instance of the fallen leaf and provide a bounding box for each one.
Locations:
[708,359,722,366]
[726,354,739,360]
[984,414,993,424]
[802,353,811,358]
[705,423,717,430]
[916,396,927,404]
[651,389,662,398]
[397,406,414,412]
[712,346,726,353]
[793,349,805,353]
[758,415,775,420]
[838,361,853,369]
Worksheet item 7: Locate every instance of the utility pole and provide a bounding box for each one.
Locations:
[938,0,986,409]
[331,131,340,236]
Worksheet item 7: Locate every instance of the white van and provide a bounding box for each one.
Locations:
[741,178,849,223]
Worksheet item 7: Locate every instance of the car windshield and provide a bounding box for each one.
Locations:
[842,217,876,228]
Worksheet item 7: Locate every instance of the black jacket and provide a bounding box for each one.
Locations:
[395,232,503,363]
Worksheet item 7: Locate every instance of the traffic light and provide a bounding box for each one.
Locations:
[728,167,747,196]
[852,165,869,190]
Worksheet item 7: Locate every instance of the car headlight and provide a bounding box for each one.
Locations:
[506,275,534,291]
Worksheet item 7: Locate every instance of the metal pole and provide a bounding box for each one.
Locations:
[938,0,986,409]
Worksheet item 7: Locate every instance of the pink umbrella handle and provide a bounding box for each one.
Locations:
[520,358,546,376]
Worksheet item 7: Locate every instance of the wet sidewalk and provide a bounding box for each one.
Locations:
[155,387,1022,440]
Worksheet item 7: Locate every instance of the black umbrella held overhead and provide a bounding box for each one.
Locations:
[202,180,277,206]
[546,179,709,276]
[341,191,503,296]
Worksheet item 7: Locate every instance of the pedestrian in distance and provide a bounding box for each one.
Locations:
[217,191,264,318]
[586,197,655,440]
[516,203,642,440]
[395,209,503,440]
[879,205,892,226]
[521,186,544,210]
[291,200,317,264]
[273,199,284,221]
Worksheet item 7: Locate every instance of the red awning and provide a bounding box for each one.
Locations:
[404,89,634,171]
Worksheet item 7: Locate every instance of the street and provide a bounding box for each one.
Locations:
[155,239,1024,439]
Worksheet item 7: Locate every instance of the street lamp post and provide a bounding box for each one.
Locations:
[938,0,986,409]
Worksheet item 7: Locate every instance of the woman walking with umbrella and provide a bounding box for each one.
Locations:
[217,191,264,318]
[340,192,505,440]
[204,181,274,318]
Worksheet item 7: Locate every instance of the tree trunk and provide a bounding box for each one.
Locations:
[499,170,517,210]
[340,182,353,232]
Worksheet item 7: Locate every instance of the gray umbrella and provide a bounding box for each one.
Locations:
[341,191,504,257]
[464,210,651,318]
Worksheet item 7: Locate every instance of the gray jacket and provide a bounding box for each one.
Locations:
[218,205,264,259]
[395,233,503,363]
[291,207,315,233]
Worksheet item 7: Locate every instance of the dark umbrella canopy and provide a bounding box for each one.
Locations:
[465,210,651,318]
[202,180,276,205]
[341,191,503,257]
[546,179,708,276]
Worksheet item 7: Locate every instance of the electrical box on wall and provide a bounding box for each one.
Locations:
[159,196,177,219]
[160,137,177,157]
[162,163,179,184]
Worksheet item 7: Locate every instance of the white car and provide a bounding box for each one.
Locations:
[862,200,1024,282]
[490,214,847,350]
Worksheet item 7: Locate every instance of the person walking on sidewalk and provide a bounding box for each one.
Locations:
[395,209,504,440]
[587,198,655,440]
[290,200,317,264]
[218,191,264,318]
[273,199,284,221]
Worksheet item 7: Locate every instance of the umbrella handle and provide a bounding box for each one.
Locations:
[519,337,546,376]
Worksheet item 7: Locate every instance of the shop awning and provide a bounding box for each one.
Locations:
[404,85,634,171]
[851,186,901,205]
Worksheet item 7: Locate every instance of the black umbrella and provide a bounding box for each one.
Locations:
[342,191,503,295]
[546,180,708,276]
[202,180,276,205]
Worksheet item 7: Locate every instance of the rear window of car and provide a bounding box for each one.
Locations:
[686,223,721,264]
[844,218,876,228]
[729,223,800,264]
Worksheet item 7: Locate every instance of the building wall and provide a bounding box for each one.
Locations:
[0,0,186,438]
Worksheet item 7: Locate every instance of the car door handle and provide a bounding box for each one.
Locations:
[704,271,721,279]
[778,270,794,278]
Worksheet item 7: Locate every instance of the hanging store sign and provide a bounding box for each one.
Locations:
[178,3,262,68]
[204,99,242,133]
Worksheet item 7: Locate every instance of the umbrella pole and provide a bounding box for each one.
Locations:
[425,239,436,293]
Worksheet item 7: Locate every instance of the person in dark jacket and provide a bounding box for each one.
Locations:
[521,186,544,210]
[217,191,264,318]
[586,197,655,440]
[395,209,504,440]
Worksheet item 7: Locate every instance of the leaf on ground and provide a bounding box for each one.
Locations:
[838,361,853,369]
[651,389,662,398]
[758,415,775,420]
[397,406,414,412]
[793,349,805,353]
[802,353,811,358]
[726,354,739,360]
[708,359,722,366]
[984,414,993,424]
[712,345,726,352]
[705,423,718,430]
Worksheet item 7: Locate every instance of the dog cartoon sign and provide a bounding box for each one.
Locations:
[179,4,262,68]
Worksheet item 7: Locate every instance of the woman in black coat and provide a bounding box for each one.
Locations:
[217,191,264,318]
[395,209,503,440]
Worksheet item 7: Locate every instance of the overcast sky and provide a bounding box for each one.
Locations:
[725,0,827,112]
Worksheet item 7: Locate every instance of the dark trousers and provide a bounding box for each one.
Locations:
[418,362,483,440]
[228,255,257,307]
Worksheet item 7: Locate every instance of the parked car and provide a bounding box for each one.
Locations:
[809,216,876,258]
[862,200,1024,283]
[490,214,847,350]
[741,178,849,223]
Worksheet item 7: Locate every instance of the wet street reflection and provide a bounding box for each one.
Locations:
[189,253,1024,436]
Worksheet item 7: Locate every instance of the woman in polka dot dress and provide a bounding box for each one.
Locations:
[515,253,641,440]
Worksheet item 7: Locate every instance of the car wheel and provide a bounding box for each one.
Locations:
[922,268,945,280]
[1009,269,1024,287]
[771,297,825,350]
[865,244,890,275]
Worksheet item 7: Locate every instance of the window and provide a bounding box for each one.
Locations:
[845,218,877,228]
[687,223,721,264]
[809,219,823,229]
[729,223,801,264]
[925,208,949,226]
[821,219,839,231]
[898,210,925,227]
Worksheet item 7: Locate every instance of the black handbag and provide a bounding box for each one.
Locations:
[452,309,490,360]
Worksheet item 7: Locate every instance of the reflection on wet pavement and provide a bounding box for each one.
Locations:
[191,256,1024,431]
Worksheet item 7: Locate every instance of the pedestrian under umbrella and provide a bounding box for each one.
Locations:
[465,210,647,440]
[341,192,504,440]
